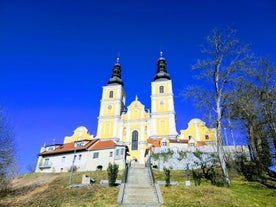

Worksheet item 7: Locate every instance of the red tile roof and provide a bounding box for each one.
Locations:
[169,139,188,144]
[196,141,206,146]
[40,139,99,155]
[90,140,116,150]
[147,138,188,147]
[147,138,162,147]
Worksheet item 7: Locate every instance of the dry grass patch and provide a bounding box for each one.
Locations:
[0,171,123,207]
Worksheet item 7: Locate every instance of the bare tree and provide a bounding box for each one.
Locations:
[230,57,276,172]
[186,26,253,185]
[0,107,17,195]
[26,163,36,173]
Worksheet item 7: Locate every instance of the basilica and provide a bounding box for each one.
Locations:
[36,53,216,173]
[95,52,216,162]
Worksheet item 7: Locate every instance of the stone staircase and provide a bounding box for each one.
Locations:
[119,163,161,207]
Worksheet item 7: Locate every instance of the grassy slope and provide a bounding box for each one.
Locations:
[154,170,276,207]
[0,171,122,207]
[1,169,276,207]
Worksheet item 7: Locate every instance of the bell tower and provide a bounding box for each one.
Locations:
[150,52,178,139]
[96,58,126,140]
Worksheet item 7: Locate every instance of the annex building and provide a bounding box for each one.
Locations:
[36,53,216,173]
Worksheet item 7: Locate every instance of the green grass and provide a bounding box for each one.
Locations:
[1,169,276,207]
[154,170,276,207]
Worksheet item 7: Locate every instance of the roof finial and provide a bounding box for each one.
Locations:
[135,95,138,101]
[160,51,163,57]
[116,52,120,64]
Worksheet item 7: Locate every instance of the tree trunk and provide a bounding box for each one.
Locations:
[216,99,231,185]
[248,125,260,162]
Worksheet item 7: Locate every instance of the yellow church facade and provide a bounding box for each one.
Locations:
[95,53,216,164]
[179,119,216,146]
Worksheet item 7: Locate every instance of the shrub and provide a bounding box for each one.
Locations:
[151,153,159,161]
[192,170,202,186]
[164,168,171,187]
[240,161,262,181]
[107,163,119,187]
[235,154,265,182]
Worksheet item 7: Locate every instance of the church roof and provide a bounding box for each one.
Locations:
[40,139,99,155]
[107,57,124,86]
[154,51,171,81]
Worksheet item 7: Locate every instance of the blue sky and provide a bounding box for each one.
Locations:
[1,0,275,173]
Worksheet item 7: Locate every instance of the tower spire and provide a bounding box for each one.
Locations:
[154,51,171,81]
[107,57,124,86]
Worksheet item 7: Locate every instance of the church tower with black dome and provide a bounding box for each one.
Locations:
[96,58,126,141]
[150,52,178,139]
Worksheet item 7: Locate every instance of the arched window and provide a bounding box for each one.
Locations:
[159,85,164,93]
[131,130,138,150]
[109,91,113,98]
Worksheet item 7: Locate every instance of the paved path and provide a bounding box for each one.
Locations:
[119,163,161,207]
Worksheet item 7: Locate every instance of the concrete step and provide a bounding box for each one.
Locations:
[131,163,146,169]
[123,195,159,205]
[124,186,157,195]
[127,169,152,185]
[120,165,160,206]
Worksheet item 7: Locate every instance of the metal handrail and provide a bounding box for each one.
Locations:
[122,162,129,183]
[147,156,155,184]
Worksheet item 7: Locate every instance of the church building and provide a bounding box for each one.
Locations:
[95,52,215,164]
[36,52,216,173]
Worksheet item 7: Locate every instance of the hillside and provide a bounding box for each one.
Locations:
[0,171,121,207]
[1,170,276,207]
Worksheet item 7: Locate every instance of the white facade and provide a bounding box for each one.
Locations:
[35,140,125,173]
[86,148,125,171]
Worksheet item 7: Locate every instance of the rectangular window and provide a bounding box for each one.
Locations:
[205,135,209,140]
[109,151,113,157]
[131,130,138,150]
[93,152,99,159]
[44,158,49,166]
[75,142,83,148]
[116,149,119,156]
[109,91,113,98]
[159,85,164,93]
[188,135,192,140]
[47,147,54,151]
[121,148,124,155]
[78,154,82,160]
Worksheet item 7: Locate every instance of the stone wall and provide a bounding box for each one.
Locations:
[150,145,250,170]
